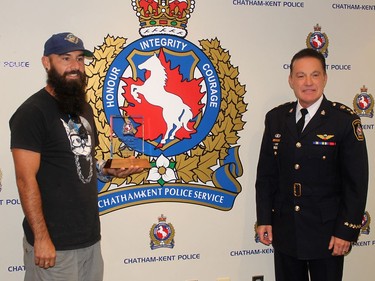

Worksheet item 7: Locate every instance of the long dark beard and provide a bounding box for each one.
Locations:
[47,66,87,115]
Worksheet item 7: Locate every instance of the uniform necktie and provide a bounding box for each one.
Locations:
[296,108,308,135]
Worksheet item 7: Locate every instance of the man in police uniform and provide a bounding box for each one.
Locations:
[255,48,368,281]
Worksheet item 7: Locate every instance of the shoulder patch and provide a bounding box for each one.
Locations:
[331,101,355,115]
[270,101,294,112]
[352,119,365,141]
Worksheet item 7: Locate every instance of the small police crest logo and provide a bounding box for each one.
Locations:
[254,221,260,243]
[149,214,175,249]
[87,0,246,215]
[122,118,136,135]
[0,168,2,192]
[361,211,371,235]
[306,24,329,58]
[353,85,374,118]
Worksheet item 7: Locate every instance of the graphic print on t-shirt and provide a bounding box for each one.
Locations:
[61,116,93,184]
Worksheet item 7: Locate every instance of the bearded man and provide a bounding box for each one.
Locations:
[9,32,142,281]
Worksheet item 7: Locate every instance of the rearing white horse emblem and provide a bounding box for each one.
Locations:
[131,53,193,144]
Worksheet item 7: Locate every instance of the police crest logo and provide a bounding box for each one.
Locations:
[306,24,329,58]
[149,214,175,250]
[360,211,371,235]
[86,0,247,215]
[353,85,374,118]
[0,168,2,192]
[253,221,260,243]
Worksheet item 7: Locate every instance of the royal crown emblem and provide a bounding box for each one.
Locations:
[132,0,195,37]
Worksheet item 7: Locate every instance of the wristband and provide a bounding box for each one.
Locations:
[96,160,113,182]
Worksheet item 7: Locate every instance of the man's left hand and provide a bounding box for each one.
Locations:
[329,236,351,256]
[104,166,144,178]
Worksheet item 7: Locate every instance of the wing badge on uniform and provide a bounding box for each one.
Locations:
[317,134,334,140]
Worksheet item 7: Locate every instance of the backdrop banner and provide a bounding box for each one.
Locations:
[1,1,374,280]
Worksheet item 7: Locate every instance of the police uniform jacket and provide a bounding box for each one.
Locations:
[255,95,368,259]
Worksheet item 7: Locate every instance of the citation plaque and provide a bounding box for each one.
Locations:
[104,115,150,169]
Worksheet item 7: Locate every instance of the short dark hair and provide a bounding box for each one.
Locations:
[290,48,326,74]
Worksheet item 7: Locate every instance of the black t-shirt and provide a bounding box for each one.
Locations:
[9,89,101,250]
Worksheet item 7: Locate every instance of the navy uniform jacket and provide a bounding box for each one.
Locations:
[255,96,368,259]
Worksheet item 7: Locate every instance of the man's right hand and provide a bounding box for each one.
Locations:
[34,237,56,268]
[257,225,273,246]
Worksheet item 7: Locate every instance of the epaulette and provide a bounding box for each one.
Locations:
[270,101,294,112]
[332,101,363,141]
[331,101,356,115]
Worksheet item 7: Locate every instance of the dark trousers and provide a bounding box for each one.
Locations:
[274,250,344,281]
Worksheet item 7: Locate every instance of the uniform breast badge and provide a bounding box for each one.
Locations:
[313,134,336,146]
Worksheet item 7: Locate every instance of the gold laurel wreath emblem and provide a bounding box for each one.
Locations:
[86,36,246,193]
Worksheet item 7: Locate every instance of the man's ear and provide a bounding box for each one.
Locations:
[323,73,328,88]
[41,56,50,72]
[288,75,293,89]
